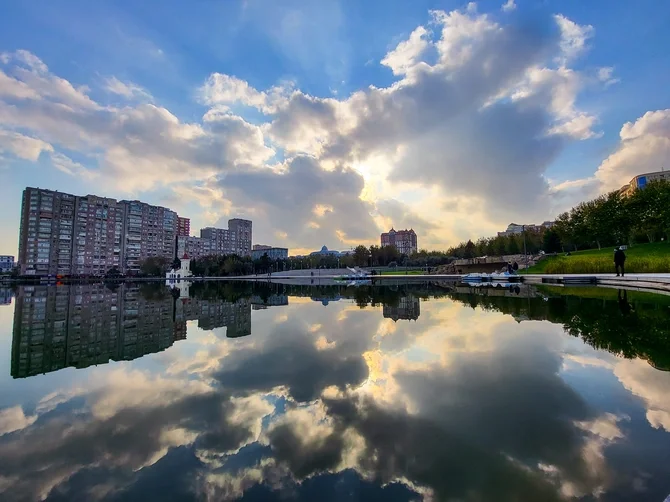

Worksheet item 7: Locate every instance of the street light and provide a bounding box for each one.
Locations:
[523,225,527,267]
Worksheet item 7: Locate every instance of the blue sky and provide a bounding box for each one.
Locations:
[1,0,669,255]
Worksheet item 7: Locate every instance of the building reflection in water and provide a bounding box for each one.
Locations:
[0,287,12,305]
[383,295,420,321]
[10,282,432,379]
[10,283,277,379]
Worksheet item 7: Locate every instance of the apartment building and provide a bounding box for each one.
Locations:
[381,228,418,256]
[18,188,181,276]
[177,235,212,260]
[72,195,126,276]
[200,218,253,257]
[177,217,190,237]
[121,200,177,274]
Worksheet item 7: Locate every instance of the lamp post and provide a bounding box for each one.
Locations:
[523,225,527,267]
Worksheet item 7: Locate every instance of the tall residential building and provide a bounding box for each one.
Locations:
[120,200,178,274]
[177,217,191,237]
[18,188,77,276]
[177,235,212,260]
[18,188,181,276]
[200,218,253,257]
[72,195,126,276]
[381,228,418,256]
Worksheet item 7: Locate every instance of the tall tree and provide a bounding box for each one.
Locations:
[353,245,371,267]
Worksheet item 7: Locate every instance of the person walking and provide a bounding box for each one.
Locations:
[614,247,626,277]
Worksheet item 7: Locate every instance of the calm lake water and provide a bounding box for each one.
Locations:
[1,282,670,502]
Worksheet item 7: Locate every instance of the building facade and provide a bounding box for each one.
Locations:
[18,188,181,276]
[252,245,289,260]
[497,221,555,237]
[120,200,178,274]
[200,218,253,257]
[177,236,212,260]
[0,256,15,273]
[619,170,669,197]
[383,295,421,321]
[71,195,126,276]
[177,217,190,237]
[381,228,418,256]
[11,284,257,378]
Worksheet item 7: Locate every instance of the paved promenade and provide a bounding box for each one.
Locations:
[226,270,670,294]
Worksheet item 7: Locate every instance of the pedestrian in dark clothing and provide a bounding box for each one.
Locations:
[512,261,519,272]
[614,247,626,277]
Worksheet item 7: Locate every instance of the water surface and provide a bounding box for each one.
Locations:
[1,282,670,501]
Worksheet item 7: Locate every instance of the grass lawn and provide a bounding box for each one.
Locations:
[522,242,670,274]
[380,270,426,275]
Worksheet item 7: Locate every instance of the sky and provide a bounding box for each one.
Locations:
[0,0,669,256]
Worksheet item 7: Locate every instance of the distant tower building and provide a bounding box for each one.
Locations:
[380,228,417,255]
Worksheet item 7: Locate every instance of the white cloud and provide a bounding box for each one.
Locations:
[381,26,431,76]
[49,151,97,179]
[0,406,37,435]
[104,76,152,101]
[554,14,594,64]
[501,0,516,12]
[597,66,620,87]
[0,0,618,251]
[0,130,53,161]
[200,73,292,114]
[595,109,670,192]
[614,358,670,432]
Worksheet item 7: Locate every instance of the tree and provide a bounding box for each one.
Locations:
[543,229,562,253]
[105,266,123,278]
[140,256,170,277]
[353,245,371,267]
[463,240,476,259]
[258,253,271,273]
[506,236,519,255]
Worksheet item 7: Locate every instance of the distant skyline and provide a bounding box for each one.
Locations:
[1,0,669,256]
